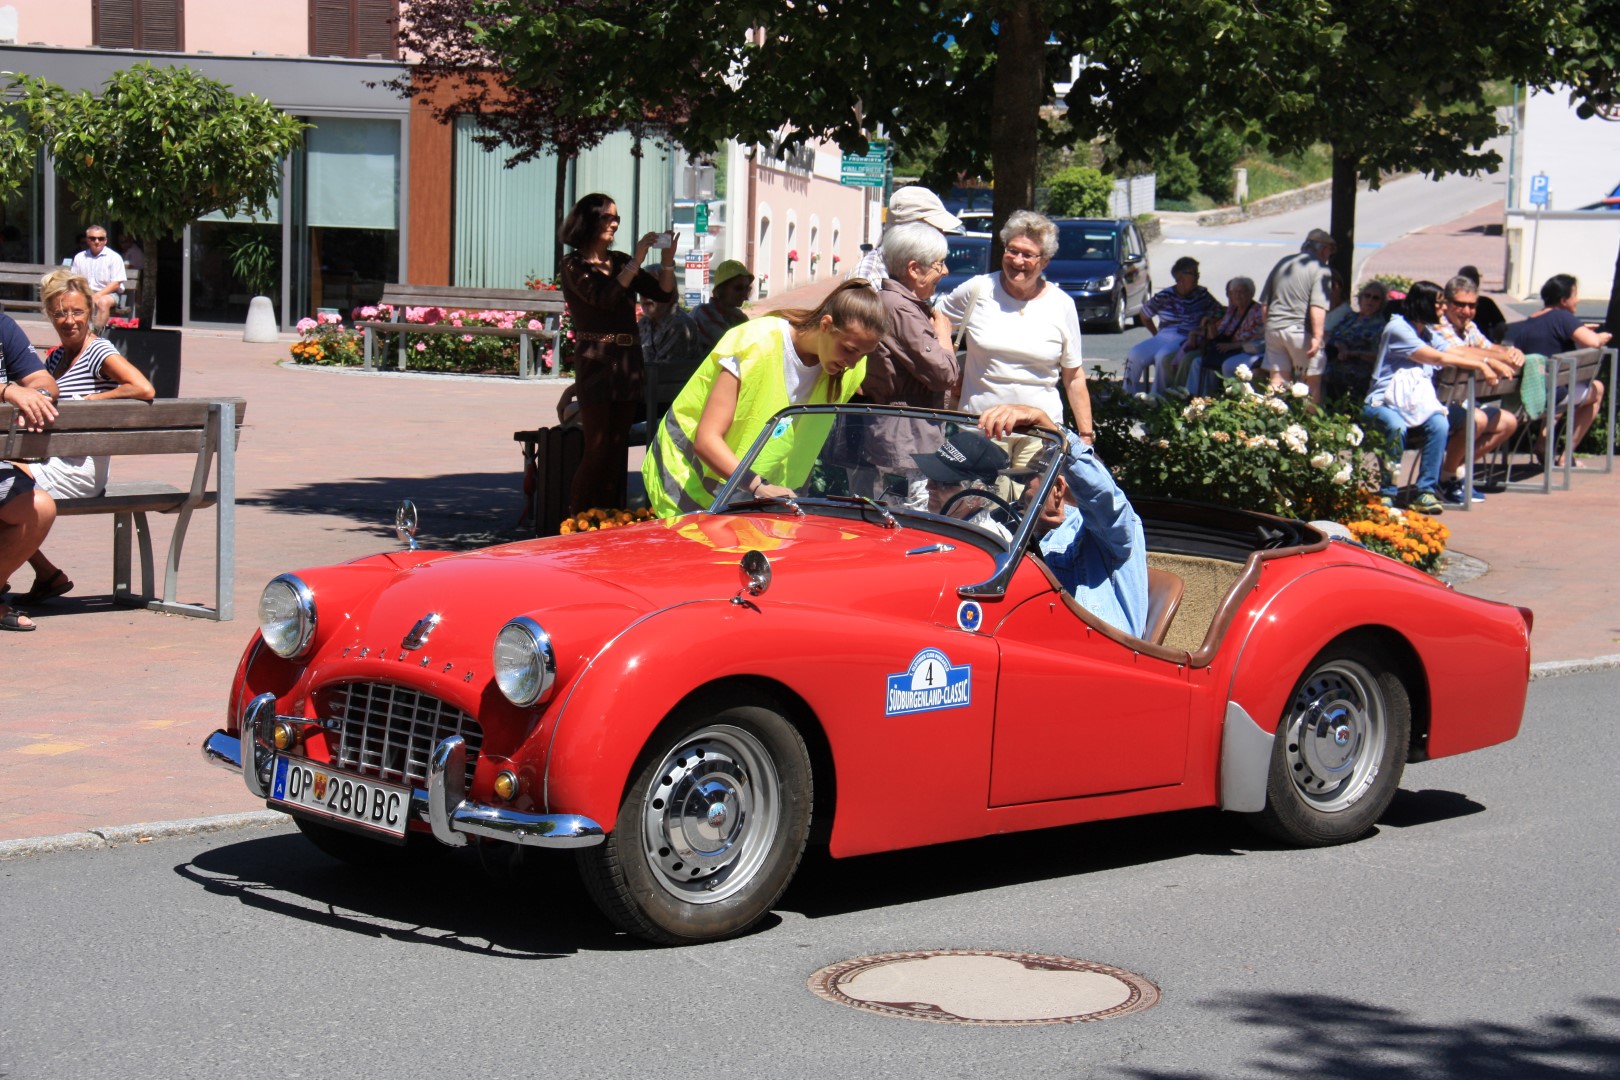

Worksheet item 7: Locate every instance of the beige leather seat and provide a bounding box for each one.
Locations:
[1142,568,1185,646]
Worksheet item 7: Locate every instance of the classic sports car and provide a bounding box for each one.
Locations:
[203,405,1531,945]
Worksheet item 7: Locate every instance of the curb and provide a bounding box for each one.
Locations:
[0,810,286,862]
[6,655,1620,861]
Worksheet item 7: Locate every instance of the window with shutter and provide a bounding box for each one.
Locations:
[310,0,397,59]
[93,0,185,51]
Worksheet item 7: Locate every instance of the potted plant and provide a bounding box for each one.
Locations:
[5,63,305,388]
[228,230,281,342]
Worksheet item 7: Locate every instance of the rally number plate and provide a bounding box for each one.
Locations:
[270,757,412,838]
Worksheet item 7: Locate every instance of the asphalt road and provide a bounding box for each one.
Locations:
[3,670,1616,1079]
[1082,154,1510,375]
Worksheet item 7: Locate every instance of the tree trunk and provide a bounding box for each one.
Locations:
[137,245,159,329]
[1329,145,1358,290]
[1604,238,1619,334]
[989,2,1047,263]
[553,151,572,280]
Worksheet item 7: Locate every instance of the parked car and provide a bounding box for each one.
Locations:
[205,405,1531,945]
[1046,218,1153,333]
[936,233,991,296]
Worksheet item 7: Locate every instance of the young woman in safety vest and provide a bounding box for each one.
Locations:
[644,279,889,517]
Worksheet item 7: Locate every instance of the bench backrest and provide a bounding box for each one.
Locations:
[376,283,567,317]
[1433,346,1605,407]
[2,397,247,460]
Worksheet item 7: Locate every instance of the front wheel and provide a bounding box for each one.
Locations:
[1248,644,1410,846]
[578,701,812,945]
[1105,291,1127,333]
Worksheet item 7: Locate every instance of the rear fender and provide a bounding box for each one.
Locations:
[1221,564,1528,788]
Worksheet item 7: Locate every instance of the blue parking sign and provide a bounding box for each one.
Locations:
[1530,174,1550,207]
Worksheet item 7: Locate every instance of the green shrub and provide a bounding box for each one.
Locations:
[1192,127,1245,203]
[1090,366,1381,522]
[1046,165,1113,217]
[1154,152,1201,203]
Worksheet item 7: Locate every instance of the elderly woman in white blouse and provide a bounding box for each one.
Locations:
[936,210,1093,477]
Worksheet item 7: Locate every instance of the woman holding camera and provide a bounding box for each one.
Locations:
[559,193,676,515]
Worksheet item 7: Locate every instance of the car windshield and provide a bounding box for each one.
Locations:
[711,405,1065,550]
[944,236,990,274]
[1055,225,1118,261]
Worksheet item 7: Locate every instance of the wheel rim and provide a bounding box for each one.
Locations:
[639,724,781,904]
[1281,659,1387,812]
[1113,295,1124,325]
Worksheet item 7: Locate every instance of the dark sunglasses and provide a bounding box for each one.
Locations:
[1447,299,1477,309]
[602,214,621,225]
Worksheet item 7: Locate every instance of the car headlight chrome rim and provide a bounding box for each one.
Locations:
[258,574,316,659]
[493,617,557,707]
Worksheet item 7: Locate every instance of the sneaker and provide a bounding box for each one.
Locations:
[1409,491,1445,515]
[1378,495,1395,509]
[1441,479,1487,504]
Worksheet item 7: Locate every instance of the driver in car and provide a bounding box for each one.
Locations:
[977,404,1148,638]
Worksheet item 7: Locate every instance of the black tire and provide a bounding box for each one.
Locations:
[578,701,813,945]
[293,815,418,868]
[1248,642,1410,846]
[1133,278,1153,327]
[1105,291,1127,334]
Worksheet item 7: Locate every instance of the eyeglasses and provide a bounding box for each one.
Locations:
[1004,248,1044,264]
[602,215,621,225]
[86,235,107,243]
[1446,300,1477,310]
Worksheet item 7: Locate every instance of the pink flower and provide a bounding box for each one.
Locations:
[461,334,474,343]
[414,341,428,352]
[318,312,342,325]
[355,305,379,319]
[787,249,799,261]
[296,317,318,333]
[527,319,543,331]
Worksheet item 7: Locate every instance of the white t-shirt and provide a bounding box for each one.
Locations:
[716,317,823,404]
[938,274,1083,420]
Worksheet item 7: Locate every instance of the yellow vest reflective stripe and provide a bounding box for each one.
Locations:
[643,317,866,518]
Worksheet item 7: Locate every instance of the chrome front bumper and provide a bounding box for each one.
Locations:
[201,693,604,850]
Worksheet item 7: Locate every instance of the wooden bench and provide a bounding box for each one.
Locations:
[2,397,246,620]
[355,284,567,379]
[0,261,141,321]
[0,260,60,314]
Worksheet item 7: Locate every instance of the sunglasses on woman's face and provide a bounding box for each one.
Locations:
[603,214,621,225]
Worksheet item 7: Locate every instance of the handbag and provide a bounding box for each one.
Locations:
[1385,364,1445,427]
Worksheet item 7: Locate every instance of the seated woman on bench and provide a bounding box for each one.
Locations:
[10,269,153,605]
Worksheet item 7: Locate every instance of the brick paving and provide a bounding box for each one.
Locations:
[2,202,1614,842]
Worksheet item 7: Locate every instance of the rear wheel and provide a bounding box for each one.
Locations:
[1249,643,1410,846]
[578,701,812,945]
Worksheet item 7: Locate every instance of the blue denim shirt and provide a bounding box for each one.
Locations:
[1036,431,1149,639]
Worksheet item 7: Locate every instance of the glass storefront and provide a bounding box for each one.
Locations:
[288,116,401,320]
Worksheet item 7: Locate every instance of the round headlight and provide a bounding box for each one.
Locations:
[493,617,556,707]
[259,574,316,659]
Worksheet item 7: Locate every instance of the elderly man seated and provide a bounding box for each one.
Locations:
[1434,276,1524,504]
[1126,257,1223,396]
[967,403,1149,638]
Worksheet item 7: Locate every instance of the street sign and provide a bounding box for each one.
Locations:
[695,202,709,234]
[1529,173,1550,207]
[841,140,889,188]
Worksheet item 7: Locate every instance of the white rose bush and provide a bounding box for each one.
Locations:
[1089,365,1383,522]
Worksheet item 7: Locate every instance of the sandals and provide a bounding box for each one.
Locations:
[18,569,73,605]
[0,605,36,632]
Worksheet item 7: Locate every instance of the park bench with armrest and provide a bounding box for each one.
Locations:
[1,397,246,620]
[1435,345,1616,503]
[0,260,60,314]
[354,284,566,379]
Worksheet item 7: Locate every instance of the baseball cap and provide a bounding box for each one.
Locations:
[912,429,1010,485]
[712,259,754,287]
[887,186,964,234]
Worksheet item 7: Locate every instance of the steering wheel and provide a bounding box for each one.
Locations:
[939,487,1019,520]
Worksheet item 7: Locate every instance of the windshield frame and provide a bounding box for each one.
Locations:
[710,404,1067,599]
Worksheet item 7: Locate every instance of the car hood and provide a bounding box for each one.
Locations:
[1044,257,1118,282]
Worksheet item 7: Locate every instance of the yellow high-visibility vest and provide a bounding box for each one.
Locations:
[643,317,866,517]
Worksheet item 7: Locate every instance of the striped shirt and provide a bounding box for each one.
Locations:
[49,336,121,399]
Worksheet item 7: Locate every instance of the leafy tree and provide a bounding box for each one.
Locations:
[1046,165,1112,217]
[7,63,305,325]
[0,111,38,204]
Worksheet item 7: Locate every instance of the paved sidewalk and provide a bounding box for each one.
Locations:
[2,199,1614,843]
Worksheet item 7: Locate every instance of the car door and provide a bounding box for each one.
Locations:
[1121,225,1149,313]
[986,576,1191,807]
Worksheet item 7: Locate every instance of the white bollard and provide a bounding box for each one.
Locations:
[243,296,279,342]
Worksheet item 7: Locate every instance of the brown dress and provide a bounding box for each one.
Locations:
[561,250,675,406]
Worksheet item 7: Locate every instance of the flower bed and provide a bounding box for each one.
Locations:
[1344,501,1449,574]
[289,291,571,376]
[1092,365,1380,523]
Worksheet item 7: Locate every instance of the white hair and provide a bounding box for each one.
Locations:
[882,221,949,278]
[1000,210,1058,259]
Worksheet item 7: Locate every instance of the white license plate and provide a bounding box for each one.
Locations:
[269,757,413,838]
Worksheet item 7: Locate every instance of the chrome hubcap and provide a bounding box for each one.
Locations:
[1282,660,1387,812]
[640,725,780,904]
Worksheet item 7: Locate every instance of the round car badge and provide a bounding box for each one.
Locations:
[957,601,984,633]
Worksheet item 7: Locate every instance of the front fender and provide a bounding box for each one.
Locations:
[540,597,1002,853]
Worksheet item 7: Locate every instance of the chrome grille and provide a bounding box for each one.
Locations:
[324,682,482,789]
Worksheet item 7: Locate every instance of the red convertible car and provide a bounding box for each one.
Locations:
[203,405,1531,944]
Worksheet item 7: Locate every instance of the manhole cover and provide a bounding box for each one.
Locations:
[808,950,1160,1026]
